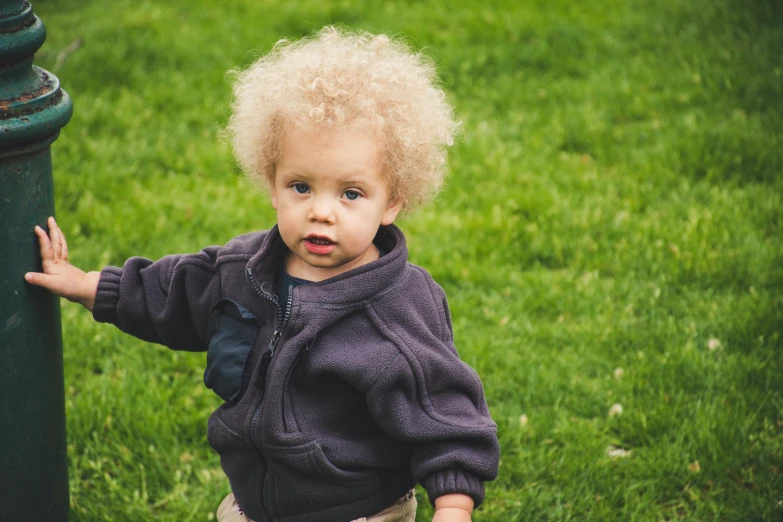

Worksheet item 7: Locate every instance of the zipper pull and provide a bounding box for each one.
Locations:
[256,333,278,390]
[268,330,281,355]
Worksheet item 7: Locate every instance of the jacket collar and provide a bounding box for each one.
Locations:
[246,224,409,306]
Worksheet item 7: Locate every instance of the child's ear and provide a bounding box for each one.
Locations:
[381,199,402,226]
[270,185,278,210]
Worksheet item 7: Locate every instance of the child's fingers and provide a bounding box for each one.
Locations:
[48,216,63,260]
[24,271,58,290]
[62,229,68,261]
[59,223,69,261]
[34,225,55,261]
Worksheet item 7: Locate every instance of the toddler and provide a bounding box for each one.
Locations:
[25,26,499,522]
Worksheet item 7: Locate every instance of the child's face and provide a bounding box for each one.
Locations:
[271,127,401,282]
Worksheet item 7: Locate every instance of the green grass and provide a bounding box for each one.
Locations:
[32,0,783,519]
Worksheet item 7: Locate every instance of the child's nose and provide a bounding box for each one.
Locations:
[308,195,336,224]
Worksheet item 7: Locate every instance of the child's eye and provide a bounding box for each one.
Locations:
[292,183,310,194]
[343,190,361,201]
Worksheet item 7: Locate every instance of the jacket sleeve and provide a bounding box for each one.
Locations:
[91,246,223,352]
[364,286,500,508]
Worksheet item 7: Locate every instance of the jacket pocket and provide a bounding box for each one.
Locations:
[204,300,259,402]
[207,411,265,519]
[262,440,378,518]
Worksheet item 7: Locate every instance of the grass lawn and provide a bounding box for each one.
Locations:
[32,0,782,520]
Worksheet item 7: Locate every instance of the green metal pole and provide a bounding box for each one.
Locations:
[0,1,73,519]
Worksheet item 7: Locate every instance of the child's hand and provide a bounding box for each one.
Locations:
[433,494,473,522]
[432,507,472,522]
[24,217,100,311]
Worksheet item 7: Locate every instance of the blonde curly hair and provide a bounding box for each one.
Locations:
[224,26,459,212]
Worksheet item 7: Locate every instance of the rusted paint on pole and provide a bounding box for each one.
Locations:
[0,0,72,519]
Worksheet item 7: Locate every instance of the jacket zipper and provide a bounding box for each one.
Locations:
[263,475,270,516]
[246,268,293,519]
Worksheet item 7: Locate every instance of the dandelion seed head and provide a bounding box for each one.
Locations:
[606,445,631,458]
[609,403,623,417]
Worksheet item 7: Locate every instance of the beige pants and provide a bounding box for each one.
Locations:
[217,489,417,522]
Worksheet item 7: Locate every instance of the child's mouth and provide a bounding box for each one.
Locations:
[304,236,336,254]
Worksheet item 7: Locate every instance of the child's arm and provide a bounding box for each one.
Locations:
[25,216,223,351]
[363,273,499,517]
[24,217,100,310]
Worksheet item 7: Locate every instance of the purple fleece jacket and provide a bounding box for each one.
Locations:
[92,224,499,522]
